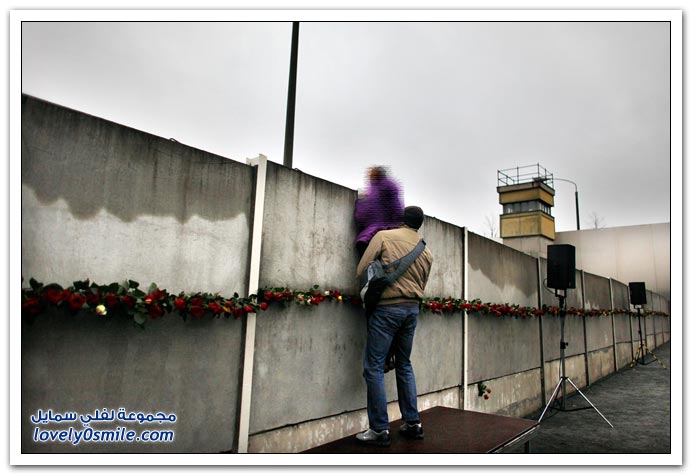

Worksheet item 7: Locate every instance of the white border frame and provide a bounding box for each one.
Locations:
[9,9,682,467]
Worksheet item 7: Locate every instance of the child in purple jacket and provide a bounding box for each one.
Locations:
[354,166,404,257]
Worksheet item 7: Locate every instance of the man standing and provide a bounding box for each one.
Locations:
[355,206,433,447]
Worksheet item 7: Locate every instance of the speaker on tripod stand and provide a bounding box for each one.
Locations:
[629,282,665,368]
[538,244,613,427]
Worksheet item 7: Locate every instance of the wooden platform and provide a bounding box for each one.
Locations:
[303,406,539,454]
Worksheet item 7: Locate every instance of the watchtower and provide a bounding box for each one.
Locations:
[497,164,555,258]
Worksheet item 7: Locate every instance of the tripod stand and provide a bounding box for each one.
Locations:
[630,306,666,369]
[538,290,613,427]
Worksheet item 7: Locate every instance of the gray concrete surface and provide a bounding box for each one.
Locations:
[21,94,254,295]
[506,341,671,453]
[468,232,538,307]
[22,308,244,453]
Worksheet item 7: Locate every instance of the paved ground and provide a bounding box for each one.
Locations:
[506,341,671,454]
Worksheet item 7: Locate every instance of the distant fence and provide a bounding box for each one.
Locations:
[20,95,670,454]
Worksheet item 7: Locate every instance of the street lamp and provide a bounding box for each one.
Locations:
[553,178,580,230]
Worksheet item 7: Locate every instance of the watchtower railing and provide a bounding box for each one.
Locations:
[497,164,554,188]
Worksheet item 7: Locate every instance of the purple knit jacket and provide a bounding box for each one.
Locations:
[354,176,404,245]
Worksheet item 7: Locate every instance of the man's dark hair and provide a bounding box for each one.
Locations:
[403,206,424,229]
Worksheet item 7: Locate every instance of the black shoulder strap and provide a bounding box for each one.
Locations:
[383,239,426,284]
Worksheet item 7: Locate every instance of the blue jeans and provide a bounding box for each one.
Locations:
[363,304,420,431]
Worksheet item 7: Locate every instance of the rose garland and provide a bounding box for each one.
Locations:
[21,278,266,329]
[21,279,669,328]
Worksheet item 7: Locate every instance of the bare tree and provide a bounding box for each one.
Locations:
[484,215,499,238]
[589,212,606,229]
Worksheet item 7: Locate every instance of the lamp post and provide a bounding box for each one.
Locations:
[283,21,300,169]
[553,178,580,230]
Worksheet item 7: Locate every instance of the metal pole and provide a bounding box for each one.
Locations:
[554,178,580,231]
[559,292,567,410]
[283,22,299,169]
[575,189,581,230]
[637,307,644,365]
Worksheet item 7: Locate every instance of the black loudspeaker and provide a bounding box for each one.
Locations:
[547,244,576,289]
[629,282,647,306]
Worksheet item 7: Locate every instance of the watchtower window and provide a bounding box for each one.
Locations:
[503,200,551,215]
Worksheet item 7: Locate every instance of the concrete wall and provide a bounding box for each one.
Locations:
[21,309,244,453]
[583,273,615,383]
[259,162,359,291]
[466,233,542,417]
[20,95,671,454]
[468,232,538,307]
[555,223,671,300]
[21,95,254,296]
[611,280,633,369]
[21,96,252,453]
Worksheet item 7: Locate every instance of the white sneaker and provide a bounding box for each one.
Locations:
[355,428,391,446]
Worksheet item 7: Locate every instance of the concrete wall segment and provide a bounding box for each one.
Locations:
[583,272,612,310]
[21,95,253,295]
[585,314,614,351]
[467,313,541,383]
[22,310,243,453]
[468,232,538,307]
[418,218,464,298]
[611,280,630,309]
[259,162,359,292]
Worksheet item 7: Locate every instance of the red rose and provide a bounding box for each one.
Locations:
[208,302,223,315]
[259,302,268,311]
[174,298,187,311]
[189,305,205,318]
[68,293,86,311]
[232,307,243,319]
[43,288,65,305]
[283,290,292,299]
[332,290,340,298]
[264,291,274,301]
[85,291,100,306]
[147,305,164,319]
[22,298,42,317]
[121,295,136,308]
[484,394,489,400]
[105,293,119,308]
[486,388,492,394]
[190,297,203,307]
[144,289,163,304]
[244,305,253,313]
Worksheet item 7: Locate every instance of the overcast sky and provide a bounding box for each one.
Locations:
[20,20,672,235]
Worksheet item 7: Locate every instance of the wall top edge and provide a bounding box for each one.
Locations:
[22,93,247,168]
